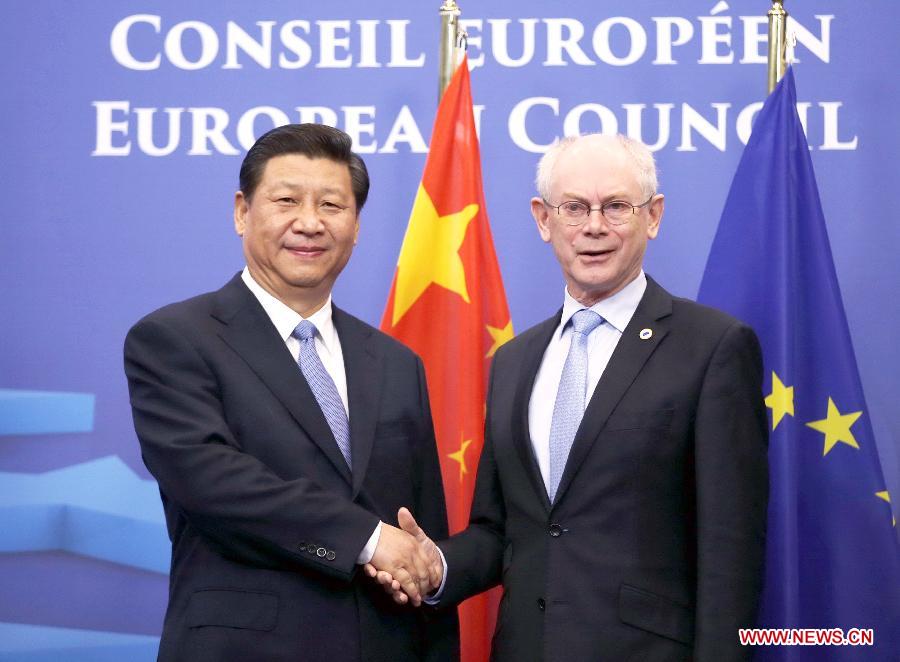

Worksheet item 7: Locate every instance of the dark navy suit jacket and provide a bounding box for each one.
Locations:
[439,277,767,661]
[125,273,459,661]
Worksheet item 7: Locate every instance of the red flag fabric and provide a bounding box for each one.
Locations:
[381,57,512,662]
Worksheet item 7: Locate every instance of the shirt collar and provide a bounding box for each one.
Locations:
[241,267,339,354]
[557,271,647,339]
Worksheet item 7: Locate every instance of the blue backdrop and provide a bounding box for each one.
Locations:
[1,1,897,658]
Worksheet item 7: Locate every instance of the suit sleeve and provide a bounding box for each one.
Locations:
[435,353,506,606]
[693,321,769,661]
[124,316,379,581]
[407,356,461,661]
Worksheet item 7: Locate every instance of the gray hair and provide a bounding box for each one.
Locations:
[535,133,658,200]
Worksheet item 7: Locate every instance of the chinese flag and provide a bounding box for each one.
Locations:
[381,57,512,662]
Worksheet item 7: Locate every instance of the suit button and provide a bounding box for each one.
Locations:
[326,551,336,561]
[316,547,327,558]
[306,543,317,554]
[298,541,306,551]
[549,524,563,537]
[537,598,545,611]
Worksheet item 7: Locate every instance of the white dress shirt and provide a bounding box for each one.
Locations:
[241,268,349,414]
[528,272,647,491]
[241,268,381,564]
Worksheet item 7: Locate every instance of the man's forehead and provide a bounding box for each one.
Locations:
[559,137,629,167]
[259,154,351,183]
[551,143,639,192]
[262,152,347,170]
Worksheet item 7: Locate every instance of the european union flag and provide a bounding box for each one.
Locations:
[698,67,900,660]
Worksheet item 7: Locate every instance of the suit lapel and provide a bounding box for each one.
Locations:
[552,278,673,508]
[511,312,561,513]
[332,307,383,499]
[211,275,353,484]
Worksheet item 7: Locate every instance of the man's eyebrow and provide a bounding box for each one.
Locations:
[558,191,633,202]
[318,186,350,196]
[268,181,347,196]
[269,180,302,191]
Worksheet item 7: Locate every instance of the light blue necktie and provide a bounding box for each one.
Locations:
[292,320,351,469]
[548,309,604,502]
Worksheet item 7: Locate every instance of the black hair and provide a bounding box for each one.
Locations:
[239,123,369,211]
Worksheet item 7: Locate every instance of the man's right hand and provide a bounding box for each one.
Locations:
[365,507,442,606]
[368,520,434,607]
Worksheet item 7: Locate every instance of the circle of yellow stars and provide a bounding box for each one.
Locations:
[765,369,893,526]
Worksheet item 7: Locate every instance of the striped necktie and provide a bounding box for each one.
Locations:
[292,320,351,469]
[547,309,604,502]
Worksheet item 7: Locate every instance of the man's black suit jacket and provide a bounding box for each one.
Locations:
[439,277,768,661]
[124,273,459,661]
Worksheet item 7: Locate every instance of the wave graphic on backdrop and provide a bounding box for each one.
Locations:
[0,456,169,573]
[0,622,159,662]
[0,389,95,435]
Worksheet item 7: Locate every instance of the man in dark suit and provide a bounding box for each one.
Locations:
[124,124,458,661]
[383,133,768,660]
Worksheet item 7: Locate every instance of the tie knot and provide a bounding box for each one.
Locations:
[570,309,603,336]
[292,320,317,342]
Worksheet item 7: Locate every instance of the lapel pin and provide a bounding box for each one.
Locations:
[639,328,653,340]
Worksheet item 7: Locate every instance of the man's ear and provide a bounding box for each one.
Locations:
[646,194,664,240]
[234,191,248,236]
[531,197,552,243]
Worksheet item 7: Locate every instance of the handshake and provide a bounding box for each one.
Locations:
[365,507,441,607]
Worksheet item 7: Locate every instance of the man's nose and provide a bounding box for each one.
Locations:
[291,205,324,233]
[582,208,610,234]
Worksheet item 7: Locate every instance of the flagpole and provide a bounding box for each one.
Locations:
[438,0,461,100]
[767,1,788,93]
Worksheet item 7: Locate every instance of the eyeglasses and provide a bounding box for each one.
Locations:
[542,195,655,226]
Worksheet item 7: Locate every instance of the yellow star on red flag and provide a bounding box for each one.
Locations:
[447,436,473,482]
[486,320,514,358]
[391,185,478,326]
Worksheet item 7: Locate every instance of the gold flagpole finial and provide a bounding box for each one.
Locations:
[438,1,462,100]
[767,1,788,93]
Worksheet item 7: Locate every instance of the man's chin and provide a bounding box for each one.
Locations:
[567,276,625,305]
[285,275,328,291]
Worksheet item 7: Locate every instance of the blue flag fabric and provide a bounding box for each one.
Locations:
[698,67,900,660]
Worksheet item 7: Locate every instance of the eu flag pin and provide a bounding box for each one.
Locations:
[639,328,653,340]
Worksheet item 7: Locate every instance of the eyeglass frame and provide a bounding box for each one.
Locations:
[541,194,657,226]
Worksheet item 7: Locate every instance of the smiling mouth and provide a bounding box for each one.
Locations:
[285,246,326,257]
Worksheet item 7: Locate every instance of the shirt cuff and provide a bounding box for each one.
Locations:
[423,545,448,605]
[356,521,382,565]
